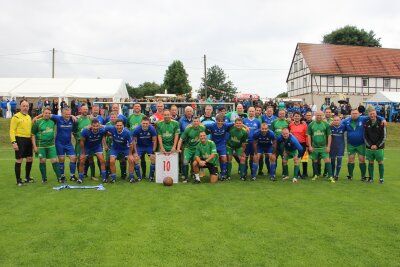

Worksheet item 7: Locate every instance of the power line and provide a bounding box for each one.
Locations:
[0,50,51,57]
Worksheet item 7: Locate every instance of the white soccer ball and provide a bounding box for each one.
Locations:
[150,115,158,124]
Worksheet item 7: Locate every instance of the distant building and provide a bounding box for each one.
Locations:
[286,43,400,107]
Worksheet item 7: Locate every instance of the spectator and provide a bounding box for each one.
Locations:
[10,97,17,116]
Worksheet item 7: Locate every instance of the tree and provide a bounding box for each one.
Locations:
[322,25,381,47]
[126,82,163,99]
[199,65,237,99]
[276,92,288,98]
[162,60,191,95]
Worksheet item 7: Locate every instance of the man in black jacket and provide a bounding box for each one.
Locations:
[364,107,386,184]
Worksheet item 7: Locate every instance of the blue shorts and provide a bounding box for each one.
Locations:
[257,145,273,154]
[137,146,153,157]
[110,148,129,158]
[330,147,344,158]
[83,145,103,156]
[56,143,75,156]
[216,145,227,157]
[245,141,254,156]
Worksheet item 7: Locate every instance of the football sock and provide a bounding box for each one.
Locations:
[111,173,117,181]
[359,163,366,177]
[312,162,318,176]
[348,163,355,177]
[134,164,142,179]
[39,163,47,180]
[70,162,76,177]
[294,165,300,178]
[149,163,155,178]
[141,158,147,177]
[378,164,384,179]
[52,162,61,178]
[265,156,271,174]
[283,165,289,176]
[183,164,189,180]
[227,162,232,177]
[302,162,308,176]
[368,163,374,179]
[251,162,258,177]
[270,163,276,176]
[325,162,332,177]
[89,161,95,177]
[25,161,32,179]
[59,162,65,175]
[239,163,246,177]
[220,162,227,177]
[15,162,21,182]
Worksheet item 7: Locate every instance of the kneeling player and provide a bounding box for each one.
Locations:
[78,119,107,183]
[277,128,303,182]
[193,132,219,183]
[252,123,277,181]
[131,117,157,182]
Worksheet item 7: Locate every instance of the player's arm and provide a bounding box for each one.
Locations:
[157,134,165,153]
[253,139,258,157]
[32,113,44,123]
[31,134,38,153]
[152,135,157,154]
[307,134,313,153]
[9,116,19,150]
[102,136,108,151]
[177,138,183,153]
[292,136,303,155]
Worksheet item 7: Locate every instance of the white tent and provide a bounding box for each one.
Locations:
[365,91,400,104]
[0,78,129,100]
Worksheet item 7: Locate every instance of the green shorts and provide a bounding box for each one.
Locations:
[227,146,243,157]
[311,148,329,161]
[38,146,57,159]
[284,150,298,160]
[366,149,384,161]
[347,144,366,156]
[184,148,197,162]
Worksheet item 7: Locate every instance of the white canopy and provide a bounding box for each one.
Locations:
[365,91,400,104]
[0,78,129,100]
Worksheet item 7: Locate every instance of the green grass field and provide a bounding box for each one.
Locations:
[0,118,399,266]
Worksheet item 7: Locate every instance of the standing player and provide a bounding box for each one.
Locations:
[150,101,164,124]
[204,114,234,180]
[105,103,127,125]
[252,123,277,180]
[261,107,277,126]
[226,118,248,180]
[307,111,334,183]
[177,117,206,183]
[170,105,181,121]
[78,119,107,183]
[104,112,118,177]
[31,108,61,183]
[277,128,303,182]
[157,109,180,153]
[104,119,133,183]
[364,108,386,183]
[270,110,290,175]
[91,105,105,125]
[226,104,248,122]
[330,116,346,180]
[10,100,34,186]
[288,111,308,178]
[242,107,261,179]
[132,117,157,182]
[193,132,219,184]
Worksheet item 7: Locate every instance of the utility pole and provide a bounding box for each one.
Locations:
[52,48,55,78]
[203,54,207,98]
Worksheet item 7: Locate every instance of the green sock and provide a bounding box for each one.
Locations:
[368,164,374,179]
[227,162,232,177]
[90,162,95,177]
[359,163,366,177]
[239,163,246,177]
[52,162,61,178]
[378,164,384,179]
[348,163,355,177]
[283,165,289,176]
[312,162,318,176]
[325,162,332,177]
[39,163,47,179]
[183,165,189,180]
[294,165,299,177]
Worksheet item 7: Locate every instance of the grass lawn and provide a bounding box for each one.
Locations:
[0,118,399,266]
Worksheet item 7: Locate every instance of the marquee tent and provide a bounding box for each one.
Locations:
[365,91,400,122]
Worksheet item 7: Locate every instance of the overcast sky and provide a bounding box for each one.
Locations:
[0,0,399,98]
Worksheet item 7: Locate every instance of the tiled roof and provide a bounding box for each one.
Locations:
[298,43,400,77]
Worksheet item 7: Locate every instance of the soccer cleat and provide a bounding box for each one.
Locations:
[361,177,367,182]
[59,178,66,183]
[347,176,353,181]
[102,178,108,183]
[41,179,47,184]
[251,176,256,181]
[16,182,23,186]
[240,177,246,181]
[379,178,384,184]
[182,179,188,183]
[334,176,339,181]
[91,176,98,181]
[77,179,83,184]
[129,178,136,183]
[194,179,201,184]
[312,175,318,181]
[137,178,142,182]
[24,178,35,183]
[292,178,298,183]
[149,177,155,182]
[226,176,231,181]
[70,175,76,181]
[110,179,116,184]
[328,177,336,183]
[282,175,289,180]
[368,177,374,183]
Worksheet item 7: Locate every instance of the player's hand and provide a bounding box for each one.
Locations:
[12,142,19,151]
[161,147,166,153]
[104,145,109,151]
[33,146,38,153]
[283,151,287,157]
[308,146,313,153]
[170,147,176,153]
[371,145,377,150]
[381,120,387,127]
[80,155,85,162]
[326,146,330,153]
[200,161,206,167]
[176,148,181,153]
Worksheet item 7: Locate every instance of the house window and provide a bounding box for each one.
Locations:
[362,78,369,87]
[328,76,334,86]
[299,60,303,70]
[303,77,307,87]
[294,63,298,72]
[343,77,348,86]
[384,79,390,88]
[324,98,331,105]
[291,81,294,90]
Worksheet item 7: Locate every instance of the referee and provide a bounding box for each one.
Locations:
[10,99,33,186]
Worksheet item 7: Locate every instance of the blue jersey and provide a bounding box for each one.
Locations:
[341,115,385,146]
[243,117,261,142]
[205,122,234,146]
[179,116,193,133]
[253,129,276,147]
[105,126,132,150]
[81,128,107,149]
[261,115,277,126]
[51,115,74,145]
[132,125,157,147]
[330,125,346,156]
[277,134,303,154]
[92,115,105,125]
[105,114,127,126]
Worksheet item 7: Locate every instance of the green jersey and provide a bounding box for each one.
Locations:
[73,116,91,141]
[195,140,218,165]
[307,121,331,148]
[325,117,333,124]
[225,111,248,122]
[227,127,248,148]
[270,119,289,137]
[127,113,145,131]
[180,125,206,149]
[31,118,56,147]
[157,120,180,151]
[105,121,115,147]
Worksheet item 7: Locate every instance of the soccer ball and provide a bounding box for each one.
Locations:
[163,176,173,186]
[150,115,159,124]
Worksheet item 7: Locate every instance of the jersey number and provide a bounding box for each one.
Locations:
[163,160,171,172]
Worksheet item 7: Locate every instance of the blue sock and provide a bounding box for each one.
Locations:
[70,162,76,177]
[135,164,142,179]
[129,172,134,179]
[149,164,155,178]
[220,162,227,176]
[59,162,65,175]
[252,163,258,177]
[101,170,106,179]
[336,157,342,177]
[111,173,116,181]
[270,163,276,176]
[79,172,84,180]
